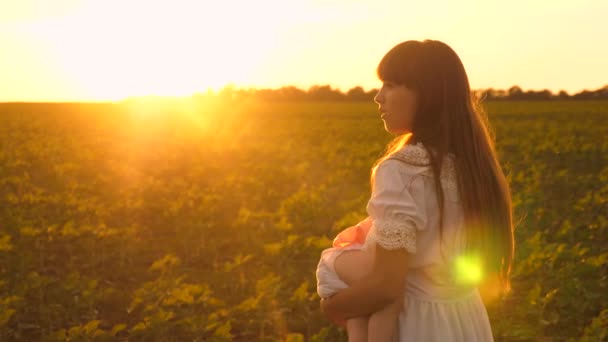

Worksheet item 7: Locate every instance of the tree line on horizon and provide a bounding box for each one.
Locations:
[189,84,608,102]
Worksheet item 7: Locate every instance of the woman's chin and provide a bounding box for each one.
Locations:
[385,126,409,135]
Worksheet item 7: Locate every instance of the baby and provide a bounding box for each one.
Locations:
[316,217,404,342]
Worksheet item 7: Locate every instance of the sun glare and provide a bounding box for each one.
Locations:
[13,0,284,101]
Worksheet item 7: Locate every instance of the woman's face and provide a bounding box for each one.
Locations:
[374,81,418,135]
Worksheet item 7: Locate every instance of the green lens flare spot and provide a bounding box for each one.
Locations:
[454,254,483,285]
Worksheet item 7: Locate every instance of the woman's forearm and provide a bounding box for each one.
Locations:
[322,272,399,321]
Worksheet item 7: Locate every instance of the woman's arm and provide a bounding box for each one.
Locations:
[321,160,424,323]
[320,245,409,323]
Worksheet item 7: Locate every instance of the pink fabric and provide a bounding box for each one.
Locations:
[332,216,373,248]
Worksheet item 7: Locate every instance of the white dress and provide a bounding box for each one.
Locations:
[330,142,494,341]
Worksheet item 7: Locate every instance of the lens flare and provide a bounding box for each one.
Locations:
[454,254,483,285]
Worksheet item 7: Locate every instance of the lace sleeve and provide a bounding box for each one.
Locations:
[366,160,427,253]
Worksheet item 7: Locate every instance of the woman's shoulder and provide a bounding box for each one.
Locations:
[381,142,457,190]
[382,142,452,171]
[375,143,432,189]
[389,142,430,163]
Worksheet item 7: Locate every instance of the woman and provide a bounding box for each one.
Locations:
[320,39,515,341]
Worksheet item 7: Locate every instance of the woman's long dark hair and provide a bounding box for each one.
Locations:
[372,40,514,294]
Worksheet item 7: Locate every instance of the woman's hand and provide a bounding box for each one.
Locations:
[320,297,347,327]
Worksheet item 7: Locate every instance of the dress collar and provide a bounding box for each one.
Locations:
[387,142,458,189]
[389,142,456,165]
[389,142,431,165]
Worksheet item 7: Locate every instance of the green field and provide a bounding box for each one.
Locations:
[0,100,607,341]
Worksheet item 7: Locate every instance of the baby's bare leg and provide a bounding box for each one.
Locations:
[368,295,404,342]
[346,317,368,342]
[335,248,405,342]
[334,250,374,285]
[334,250,374,342]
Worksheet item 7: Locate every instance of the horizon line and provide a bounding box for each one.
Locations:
[1,83,607,104]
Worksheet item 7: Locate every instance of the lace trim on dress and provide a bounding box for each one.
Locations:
[366,218,417,253]
[387,142,458,194]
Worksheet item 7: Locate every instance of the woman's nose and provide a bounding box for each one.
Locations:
[373,91,382,104]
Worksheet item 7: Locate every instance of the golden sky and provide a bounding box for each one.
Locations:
[1,0,607,102]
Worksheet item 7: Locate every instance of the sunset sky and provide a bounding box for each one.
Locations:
[1,0,607,102]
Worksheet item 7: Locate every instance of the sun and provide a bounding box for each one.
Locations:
[22,0,282,101]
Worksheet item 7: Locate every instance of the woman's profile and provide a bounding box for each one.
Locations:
[317,39,515,341]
